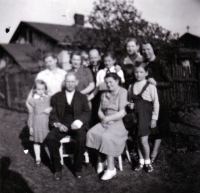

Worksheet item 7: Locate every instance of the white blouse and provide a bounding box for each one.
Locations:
[36,68,66,96]
[96,66,125,90]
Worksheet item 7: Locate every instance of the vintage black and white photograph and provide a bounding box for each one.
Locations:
[0,0,200,192]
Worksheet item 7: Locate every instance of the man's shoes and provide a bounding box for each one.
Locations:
[75,172,82,179]
[53,171,62,181]
[101,168,116,180]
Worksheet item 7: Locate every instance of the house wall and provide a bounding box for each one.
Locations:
[8,71,36,111]
[0,76,6,108]
[0,53,37,111]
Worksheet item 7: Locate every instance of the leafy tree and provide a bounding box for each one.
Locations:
[86,0,179,52]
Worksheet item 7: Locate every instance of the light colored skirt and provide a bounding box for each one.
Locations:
[86,120,128,157]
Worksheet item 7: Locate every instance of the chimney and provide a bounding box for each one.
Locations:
[74,14,84,26]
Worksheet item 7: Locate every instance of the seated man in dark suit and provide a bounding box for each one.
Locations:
[45,73,91,180]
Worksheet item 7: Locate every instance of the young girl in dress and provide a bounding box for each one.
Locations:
[128,62,159,172]
[27,80,52,167]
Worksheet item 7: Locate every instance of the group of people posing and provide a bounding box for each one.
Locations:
[26,38,173,181]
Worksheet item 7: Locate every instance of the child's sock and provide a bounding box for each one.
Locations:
[139,159,144,165]
[34,144,41,161]
[144,159,151,165]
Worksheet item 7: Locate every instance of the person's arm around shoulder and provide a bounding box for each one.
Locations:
[80,68,95,95]
[80,82,95,95]
[148,60,173,89]
[117,69,125,83]
[149,85,159,128]
[26,95,34,112]
[87,86,99,101]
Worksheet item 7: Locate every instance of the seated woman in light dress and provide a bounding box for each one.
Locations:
[86,73,128,180]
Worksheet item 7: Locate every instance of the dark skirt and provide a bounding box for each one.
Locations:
[134,97,153,137]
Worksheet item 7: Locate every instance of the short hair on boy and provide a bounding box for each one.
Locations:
[125,38,139,46]
[134,61,149,72]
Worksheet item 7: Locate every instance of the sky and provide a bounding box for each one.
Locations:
[0,0,200,43]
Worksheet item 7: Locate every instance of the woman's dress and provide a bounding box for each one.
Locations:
[86,87,128,157]
[28,96,50,143]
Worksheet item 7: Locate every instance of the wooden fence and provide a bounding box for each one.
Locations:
[163,52,199,108]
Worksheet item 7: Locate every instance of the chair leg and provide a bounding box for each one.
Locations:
[84,151,89,163]
[59,143,64,165]
[118,156,123,171]
[125,142,132,164]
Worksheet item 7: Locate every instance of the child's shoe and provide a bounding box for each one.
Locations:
[35,160,41,167]
[134,164,144,171]
[101,168,116,180]
[145,164,153,172]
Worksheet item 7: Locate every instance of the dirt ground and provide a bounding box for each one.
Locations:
[0,108,200,193]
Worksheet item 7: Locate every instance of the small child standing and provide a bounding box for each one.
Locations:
[128,62,159,172]
[27,80,52,167]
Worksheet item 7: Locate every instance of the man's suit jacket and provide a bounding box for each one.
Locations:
[49,90,91,129]
[89,61,104,83]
